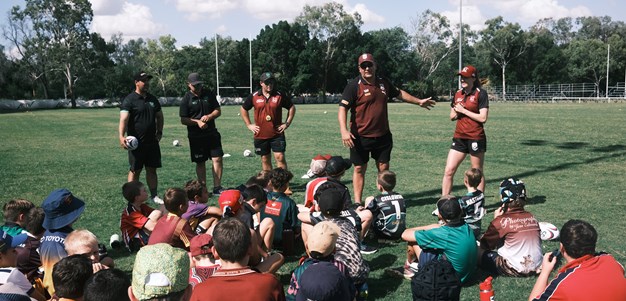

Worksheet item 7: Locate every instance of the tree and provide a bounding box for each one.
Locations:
[565,39,609,95]
[7,0,101,107]
[296,2,363,96]
[411,10,456,79]
[141,35,177,97]
[478,17,530,100]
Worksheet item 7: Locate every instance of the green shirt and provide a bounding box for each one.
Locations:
[414,223,477,283]
[260,191,300,244]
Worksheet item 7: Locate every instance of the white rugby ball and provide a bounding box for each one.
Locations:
[243,149,253,157]
[539,222,560,241]
[172,139,180,146]
[125,136,139,150]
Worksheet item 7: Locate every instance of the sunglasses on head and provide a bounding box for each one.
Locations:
[360,62,374,69]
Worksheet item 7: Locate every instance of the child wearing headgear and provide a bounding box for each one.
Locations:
[39,188,86,296]
[188,234,220,288]
[478,177,542,277]
[0,230,46,301]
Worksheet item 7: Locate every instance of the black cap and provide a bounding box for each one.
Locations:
[325,156,352,176]
[133,71,153,81]
[187,73,204,85]
[317,188,344,216]
[260,72,274,82]
[437,196,462,221]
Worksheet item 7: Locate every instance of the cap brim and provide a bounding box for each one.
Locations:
[190,81,204,85]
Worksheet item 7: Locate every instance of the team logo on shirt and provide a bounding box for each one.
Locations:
[256,99,264,103]
[149,102,155,107]
[379,84,386,95]
[472,142,478,151]
[456,97,463,103]
[271,97,278,103]
[364,89,371,97]
[469,96,476,103]
[264,200,282,216]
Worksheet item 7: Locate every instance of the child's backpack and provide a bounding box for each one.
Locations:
[411,255,461,301]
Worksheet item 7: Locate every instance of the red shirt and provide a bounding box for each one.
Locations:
[304,177,329,209]
[190,267,285,301]
[340,75,400,138]
[242,90,293,139]
[147,213,196,251]
[452,88,488,140]
[531,253,626,301]
[120,203,154,248]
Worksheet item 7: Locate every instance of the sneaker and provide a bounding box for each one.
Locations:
[359,243,378,255]
[386,261,418,280]
[212,186,225,195]
[152,195,164,205]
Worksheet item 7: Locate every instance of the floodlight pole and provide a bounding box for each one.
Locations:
[457,0,463,90]
[249,35,253,94]
[606,44,610,98]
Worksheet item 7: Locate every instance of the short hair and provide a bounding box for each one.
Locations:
[25,207,45,236]
[122,181,144,202]
[560,219,597,259]
[464,168,482,189]
[184,179,205,200]
[52,255,93,299]
[2,199,35,223]
[244,184,267,205]
[65,229,98,255]
[212,218,251,263]
[83,268,131,301]
[163,188,187,213]
[269,168,293,190]
[378,170,396,192]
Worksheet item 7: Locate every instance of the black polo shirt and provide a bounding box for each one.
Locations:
[179,89,220,138]
[121,92,161,143]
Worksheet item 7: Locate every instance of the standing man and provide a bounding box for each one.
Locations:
[339,53,435,204]
[119,71,164,204]
[241,72,296,172]
[180,72,225,195]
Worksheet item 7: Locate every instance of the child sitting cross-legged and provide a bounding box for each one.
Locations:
[148,188,196,251]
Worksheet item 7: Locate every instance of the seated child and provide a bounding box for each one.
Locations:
[148,188,197,251]
[286,221,352,301]
[261,168,300,248]
[0,231,46,301]
[51,255,92,301]
[1,199,35,236]
[237,184,275,252]
[16,207,45,283]
[65,229,115,273]
[479,178,542,277]
[120,181,163,252]
[189,234,221,288]
[182,180,220,234]
[364,170,407,240]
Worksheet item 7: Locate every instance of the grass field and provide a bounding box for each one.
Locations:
[1,102,625,300]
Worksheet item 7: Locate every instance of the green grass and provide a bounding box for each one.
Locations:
[1,102,625,300]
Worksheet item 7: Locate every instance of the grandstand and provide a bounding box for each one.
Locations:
[489,82,626,102]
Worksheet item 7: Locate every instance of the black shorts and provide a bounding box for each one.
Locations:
[129,141,161,170]
[189,132,224,163]
[350,132,393,165]
[254,135,286,156]
[450,138,487,154]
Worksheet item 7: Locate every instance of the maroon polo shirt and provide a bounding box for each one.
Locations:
[452,88,489,140]
[242,90,293,140]
[147,213,196,251]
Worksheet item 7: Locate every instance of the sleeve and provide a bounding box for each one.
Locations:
[478,89,489,109]
[128,211,151,229]
[120,95,132,112]
[180,222,197,248]
[340,79,358,108]
[289,199,301,228]
[7,268,35,295]
[414,227,446,250]
[479,219,504,250]
[179,93,190,117]
[208,90,221,109]
[151,94,162,112]
[281,93,294,109]
[242,94,254,110]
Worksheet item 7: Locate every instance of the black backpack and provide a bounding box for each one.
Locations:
[411,255,461,301]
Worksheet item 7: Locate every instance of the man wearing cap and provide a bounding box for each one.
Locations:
[129,243,192,301]
[180,72,225,195]
[38,188,85,296]
[400,196,477,283]
[240,72,296,173]
[119,71,165,204]
[339,53,436,204]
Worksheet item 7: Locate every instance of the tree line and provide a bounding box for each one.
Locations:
[1,0,625,106]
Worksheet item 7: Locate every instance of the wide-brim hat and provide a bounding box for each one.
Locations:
[42,188,85,230]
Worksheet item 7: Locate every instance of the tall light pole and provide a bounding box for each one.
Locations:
[458,0,463,90]
[215,33,220,97]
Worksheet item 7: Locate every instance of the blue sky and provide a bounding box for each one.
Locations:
[1,0,624,50]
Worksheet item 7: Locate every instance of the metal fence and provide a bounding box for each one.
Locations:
[488,82,626,102]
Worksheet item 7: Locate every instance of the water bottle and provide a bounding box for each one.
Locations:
[479,276,495,301]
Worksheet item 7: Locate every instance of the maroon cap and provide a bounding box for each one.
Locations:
[358,53,375,65]
[190,234,213,257]
[458,65,477,78]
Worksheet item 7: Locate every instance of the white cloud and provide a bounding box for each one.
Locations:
[91,2,164,42]
[442,5,488,31]
[174,0,240,20]
[89,0,124,16]
[216,24,228,33]
[349,3,385,24]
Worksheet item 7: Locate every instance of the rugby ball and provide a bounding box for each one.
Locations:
[539,222,560,241]
[243,149,253,157]
[125,136,139,150]
[172,139,180,146]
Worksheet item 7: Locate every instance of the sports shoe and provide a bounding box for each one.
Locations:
[152,195,164,205]
[386,261,418,280]
[212,186,225,195]
[360,243,378,255]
